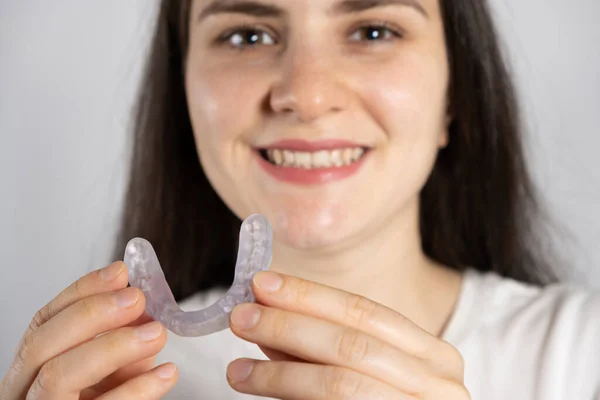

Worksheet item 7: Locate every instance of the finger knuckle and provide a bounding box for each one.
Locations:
[29,359,64,397]
[454,384,472,400]
[447,344,465,370]
[417,338,463,369]
[17,332,41,368]
[271,312,292,341]
[260,362,281,389]
[323,367,363,399]
[80,296,101,319]
[29,305,51,332]
[335,327,369,365]
[435,341,465,372]
[73,277,86,298]
[6,349,28,388]
[104,330,129,353]
[432,378,471,399]
[292,278,315,305]
[344,294,377,328]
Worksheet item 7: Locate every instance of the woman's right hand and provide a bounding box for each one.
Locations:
[0,261,178,399]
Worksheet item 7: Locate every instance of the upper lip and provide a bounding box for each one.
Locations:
[256,139,370,152]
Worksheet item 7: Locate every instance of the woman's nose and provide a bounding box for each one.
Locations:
[269,48,350,123]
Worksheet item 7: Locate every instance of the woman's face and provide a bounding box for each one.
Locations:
[185,0,449,250]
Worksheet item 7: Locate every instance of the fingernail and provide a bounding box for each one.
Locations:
[135,321,163,341]
[253,271,283,293]
[227,359,254,382]
[155,363,177,379]
[99,262,124,282]
[114,287,139,308]
[230,304,261,329]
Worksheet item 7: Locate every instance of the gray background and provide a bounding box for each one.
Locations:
[1,0,599,376]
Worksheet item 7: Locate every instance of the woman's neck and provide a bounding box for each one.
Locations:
[268,200,464,337]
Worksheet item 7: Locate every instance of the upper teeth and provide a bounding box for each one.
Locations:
[265,147,365,168]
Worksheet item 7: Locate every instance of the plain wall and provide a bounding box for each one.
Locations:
[1,0,599,376]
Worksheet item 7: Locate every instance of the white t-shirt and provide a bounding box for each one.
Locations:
[155,268,600,399]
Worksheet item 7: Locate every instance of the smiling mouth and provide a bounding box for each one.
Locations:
[258,147,369,169]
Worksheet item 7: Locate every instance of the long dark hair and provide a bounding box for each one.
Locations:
[112,0,565,302]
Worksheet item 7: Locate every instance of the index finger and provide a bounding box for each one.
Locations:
[250,272,457,366]
[25,261,130,335]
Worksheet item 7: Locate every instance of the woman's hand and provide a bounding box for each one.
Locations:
[0,261,178,400]
[227,271,470,399]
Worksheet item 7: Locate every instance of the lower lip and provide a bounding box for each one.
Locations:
[254,151,368,185]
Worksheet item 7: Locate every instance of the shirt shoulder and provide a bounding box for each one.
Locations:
[445,269,600,400]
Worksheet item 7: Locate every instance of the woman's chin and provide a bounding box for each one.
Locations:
[267,208,360,252]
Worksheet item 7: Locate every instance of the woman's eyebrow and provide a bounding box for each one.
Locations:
[197,0,285,23]
[332,0,428,19]
[196,0,428,24]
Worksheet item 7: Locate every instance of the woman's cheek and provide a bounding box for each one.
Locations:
[187,74,239,140]
[364,74,448,163]
[356,60,448,195]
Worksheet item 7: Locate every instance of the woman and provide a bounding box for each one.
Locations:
[1,0,599,399]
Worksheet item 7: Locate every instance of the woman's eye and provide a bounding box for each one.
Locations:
[223,29,275,49]
[217,24,400,50]
[349,25,399,42]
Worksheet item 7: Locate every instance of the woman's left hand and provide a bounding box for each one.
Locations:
[227,271,470,399]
